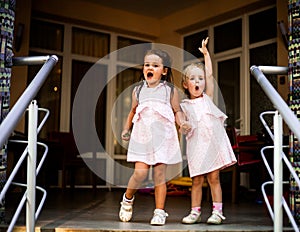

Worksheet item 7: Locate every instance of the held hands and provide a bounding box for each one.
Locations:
[180,121,192,135]
[121,129,131,141]
[198,37,209,55]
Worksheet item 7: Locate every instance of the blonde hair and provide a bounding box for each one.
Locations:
[181,63,205,98]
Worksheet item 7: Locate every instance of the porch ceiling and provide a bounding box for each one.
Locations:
[86,0,202,18]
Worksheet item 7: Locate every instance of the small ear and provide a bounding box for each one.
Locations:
[182,81,188,89]
[163,67,168,75]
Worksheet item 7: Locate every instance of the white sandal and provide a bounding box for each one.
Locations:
[119,194,134,222]
[150,209,168,225]
[182,209,201,224]
[207,210,226,225]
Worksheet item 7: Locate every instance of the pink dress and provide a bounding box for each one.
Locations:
[127,82,182,165]
[180,94,236,177]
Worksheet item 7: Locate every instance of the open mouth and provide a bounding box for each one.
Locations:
[195,86,199,91]
[147,72,153,78]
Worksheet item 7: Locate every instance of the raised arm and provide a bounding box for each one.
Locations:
[199,37,214,99]
[121,89,138,141]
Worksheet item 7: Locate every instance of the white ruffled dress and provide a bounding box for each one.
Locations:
[127,82,182,165]
[180,94,236,177]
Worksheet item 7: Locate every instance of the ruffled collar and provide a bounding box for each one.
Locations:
[182,94,206,104]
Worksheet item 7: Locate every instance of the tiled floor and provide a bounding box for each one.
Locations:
[1,187,295,232]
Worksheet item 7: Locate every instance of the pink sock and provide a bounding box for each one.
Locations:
[192,206,201,213]
[212,202,223,213]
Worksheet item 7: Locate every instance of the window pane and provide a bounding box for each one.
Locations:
[71,61,107,149]
[214,19,242,53]
[250,43,277,134]
[27,53,62,138]
[184,30,208,61]
[249,7,276,44]
[72,27,110,58]
[117,36,151,63]
[114,66,142,155]
[30,19,64,51]
[218,57,240,128]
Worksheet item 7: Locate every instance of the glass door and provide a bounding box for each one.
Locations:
[216,56,241,130]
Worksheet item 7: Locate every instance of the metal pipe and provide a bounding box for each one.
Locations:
[273,112,283,232]
[26,100,38,232]
[0,108,49,204]
[254,65,300,232]
[7,192,27,232]
[0,142,27,204]
[12,56,50,66]
[262,181,274,219]
[258,66,288,75]
[250,65,300,139]
[0,55,58,148]
[260,111,300,188]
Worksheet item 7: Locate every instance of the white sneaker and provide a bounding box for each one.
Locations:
[207,210,226,225]
[119,194,134,222]
[150,209,168,225]
[182,209,201,224]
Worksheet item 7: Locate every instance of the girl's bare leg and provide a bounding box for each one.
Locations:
[125,162,149,199]
[191,175,205,207]
[182,175,204,224]
[207,170,222,202]
[153,163,167,209]
[206,170,226,224]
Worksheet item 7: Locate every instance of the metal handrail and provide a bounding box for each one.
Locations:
[259,112,299,232]
[0,55,58,231]
[250,65,300,232]
[259,112,300,188]
[250,66,300,140]
[0,55,58,148]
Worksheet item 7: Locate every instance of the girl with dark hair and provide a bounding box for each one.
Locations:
[119,49,189,225]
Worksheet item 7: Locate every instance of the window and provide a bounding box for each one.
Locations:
[29,18,152,187]
[249,7,276,44]
[117,36,151,63]
[30,19,64,51]
[183,6,277,135]
[114,66,142,155]
[27,53,62,139]
[72,27,110,58]
[28,19,64,138]
[218,57,240,127]
[250,43,277,134]
[214,19,242,53]
[183,30,208,61]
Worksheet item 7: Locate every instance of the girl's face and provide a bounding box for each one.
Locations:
[183,67,205,99]
[143,54,168,88]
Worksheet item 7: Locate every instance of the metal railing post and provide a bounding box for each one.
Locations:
[251,65,300,231]
[0,55,58,149]
[0,55,57,231]
[26,100,38,232]
[273,111,283,232]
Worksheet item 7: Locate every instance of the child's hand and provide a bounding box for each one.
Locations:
[198,37,209,55]
[180,122,192,135]
[121,129,131,141]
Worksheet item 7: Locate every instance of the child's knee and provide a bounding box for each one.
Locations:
[133,170,148,182]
